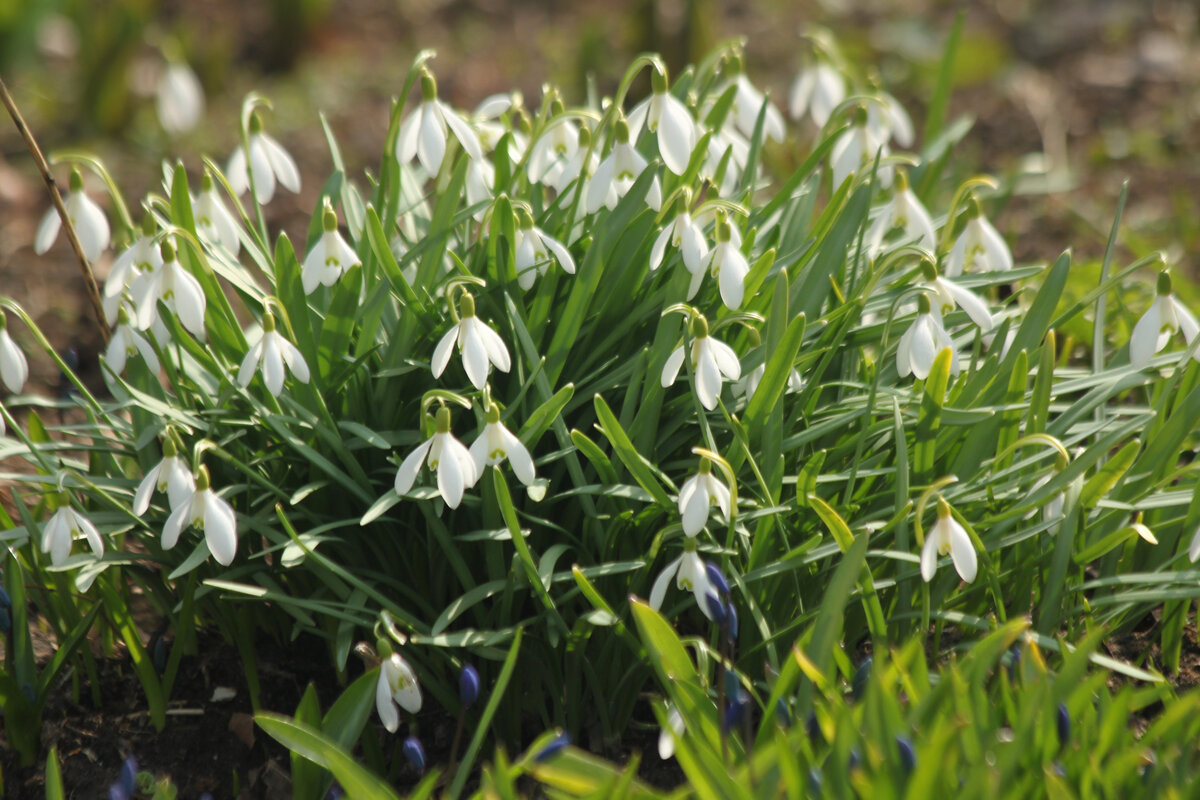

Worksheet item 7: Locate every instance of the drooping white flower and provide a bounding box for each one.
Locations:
[650,547,717,620]
[105,217,163,321]
[105,306,160,376]
[470,403,535,486]
[302,206,360,294]
[528,114,580,188]
[658,707,686,760]
[193,171,241,256]
[830,106,892,189]
[661,315,741,411]
[627,67,698,176]
[130,239,207,337]
[917,259,995,332]
[41,492,105,567]
[920,497,977,583]
[896,293,959,380]
[156,60,205,135]
[133,437,195,515]
[865,89,915,149]
[722,60,786,143]
[471,92,527,160]
[34,169,111,262]
[514,209,575,291]
[551,124,598,197]
[375,649,422,733]
[699,125,748,198]
[394,406,480,509]
[703,215,749,310]
[0,315,29,394]
[678,459,731,537]
[227,112,301,204]
[738,361,803,402]
[465,157,495,221]
[789,61,845,127]
[865,171,936,256]
[238,312,310,397]
[162,465,238,566]
[395,69,484,177]
[586,118,662,214]
[650,197,708,276]
[431,292,511,391]
[1129,270,1200,370]
[944,197,1012,276]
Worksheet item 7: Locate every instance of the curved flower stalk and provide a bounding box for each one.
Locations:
[865,171,935,257]
[514,208,575,291]
[227,111,301,204]
[1130,270,1200,370]
[193,171,241,257]
[375,644,422,733]
[661,314,741,411]
[916,259,995,332]
[627,66,698,176]
[156,60,205,135]
[470,402,535,486]
[944,197,1012,276]
[130,239,207,338]
[34,168,111,262]
[650,194,708,277]
[703,214,750,310]
[41,492,105,567]
[105,215,163,322]
[789,60,845,128]
[830,106,892,189]
[394,405,480,509]
[431,292,511,391]
[105,306,160,377]
[238,311,310,397]
[396,69,484,177]
[133,436,194,515]
[0,313,29,394]
[303,205,360,294]
[896,293,958,380]
[920,496,977,583]
[650,542,719,620]
[586,117,662,214]
[528,110,580,188]
[678,457,731,537]
[163,465,238,566]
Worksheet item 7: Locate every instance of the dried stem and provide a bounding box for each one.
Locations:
[0,74,109,343]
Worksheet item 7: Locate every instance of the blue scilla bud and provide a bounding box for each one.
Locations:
[403,736,427,774]
[896,736,916,773]
[775,698,791,729]
[705,591,727,625]
[808,768,823,795]
[848,747,861,771]
[1056,703,1070,749]
[109,785,129,800]
[119,755,138,794]
[704,562,730,597]
[806,711,822,746]
[535,733,571,762]
[852,657,872,701]
[324,782,345,800]
[460,663,481,707]
[1006,645,1021,680]
[722,689,751,732]
[726,603,739,638]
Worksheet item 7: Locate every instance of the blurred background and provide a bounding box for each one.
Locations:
[0,0,1198,387]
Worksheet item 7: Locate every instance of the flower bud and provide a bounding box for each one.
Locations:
[704,591,727,625]
[896,736,916,773]
[852,657,872,701]
[1056,702,1070,749]
[460,663,481,707]
[534,732,571,762]
[402,735,426,773]
[704,562,730,597]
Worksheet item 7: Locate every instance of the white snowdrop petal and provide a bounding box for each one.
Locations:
[395,440,433,496]
[1130,302,1164,369]
[376,667,401,733]
[203,494,238,566]
[437,443,466,508]
[262,335,286,396]
[440,102,484,162]
[263,134,301,194]
[476,320,511,372]
[539,229,576,275]
[247,139,277,204]
[661,346,686,387]
[34,206,62,254]
[920,532,939,582]
[948,519,977,583]
[708,339,741,381]
[418,105,447,176]
[431,325,460,379]
[395,110,421,164]
[650,556,682,610]
[461,324,491,390]
[681,481,710,536]
[658,95,696,176]
[237,338,265,387]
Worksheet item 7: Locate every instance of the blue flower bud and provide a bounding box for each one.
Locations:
[460,664,481,707]
[806,712,822,746]
[722,689,751,732]
[109,785,129,800]
[535,733,571,762]
[896,736,916,773]
[119,755,138,793]
[704,591,727,624]
[726,603,739,638]
[852,657,872,701]
[403,736,426,774]
[324,783,344,800]
[1056,703,1070,749]
[1006,645,1021,680]
[848,747,861,771]
[775,698,791,729]
[705,562,730,597]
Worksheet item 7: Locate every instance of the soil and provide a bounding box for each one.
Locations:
[1,0,1199,795]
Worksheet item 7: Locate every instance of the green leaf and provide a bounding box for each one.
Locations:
[1080,439,1139,509]
[593,394,672,509]
[256,712,402,800]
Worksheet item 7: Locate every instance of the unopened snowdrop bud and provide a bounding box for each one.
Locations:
[34,168,111,261]
[896,736,917,773]
[0,312,29,394]
[704,591,727,625]
[866,169,935,256]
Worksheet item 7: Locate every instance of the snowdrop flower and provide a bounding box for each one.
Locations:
[41,492,105,567]
[678,458,731,537]
[649,194,707,276]
[897,294,958,380]
[0,313,28,394]
[471,92,528,160]
[866,171,935,257]
[105,306,160,376]
[586,117,662,214]
[704,215,749,310]
[658,707,686,760]
[865,90,914,149]
[465,157,495,221]
[830,106,892,189]
[1187,524,1200,563]
[700,125,747,197]
[917,259,995,332]
[944,197,1012,276]
[1025,458,1067,524]
[227,112,300,204]
[303,206,360,294]
[650,545,718,620]
[514,208,575,291]
[920,496,977,583]
[661,314,741,411]
[193,171,241,256]
[431,292,511,391]
[375,647,422,733]
[238,311,310,397]
[470,402,535,486]
[722,55,786,143]
[163,465,238,566]
[394,406,480,509]
[34,168,111,262]
[105,216,163,321]
[789,60,845,127]
[738,361,803,402]
[156,60,204,135]
[552,124,599,197]
[1130,270,1200,370]
[395,69,484,177]
[130,239,206,337]
[527,110,579,188]
[133,437,194,515]
[1129,514,1158,545]
[627,66,698,176]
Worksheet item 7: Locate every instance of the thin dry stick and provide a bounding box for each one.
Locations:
[0,74,109,343]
